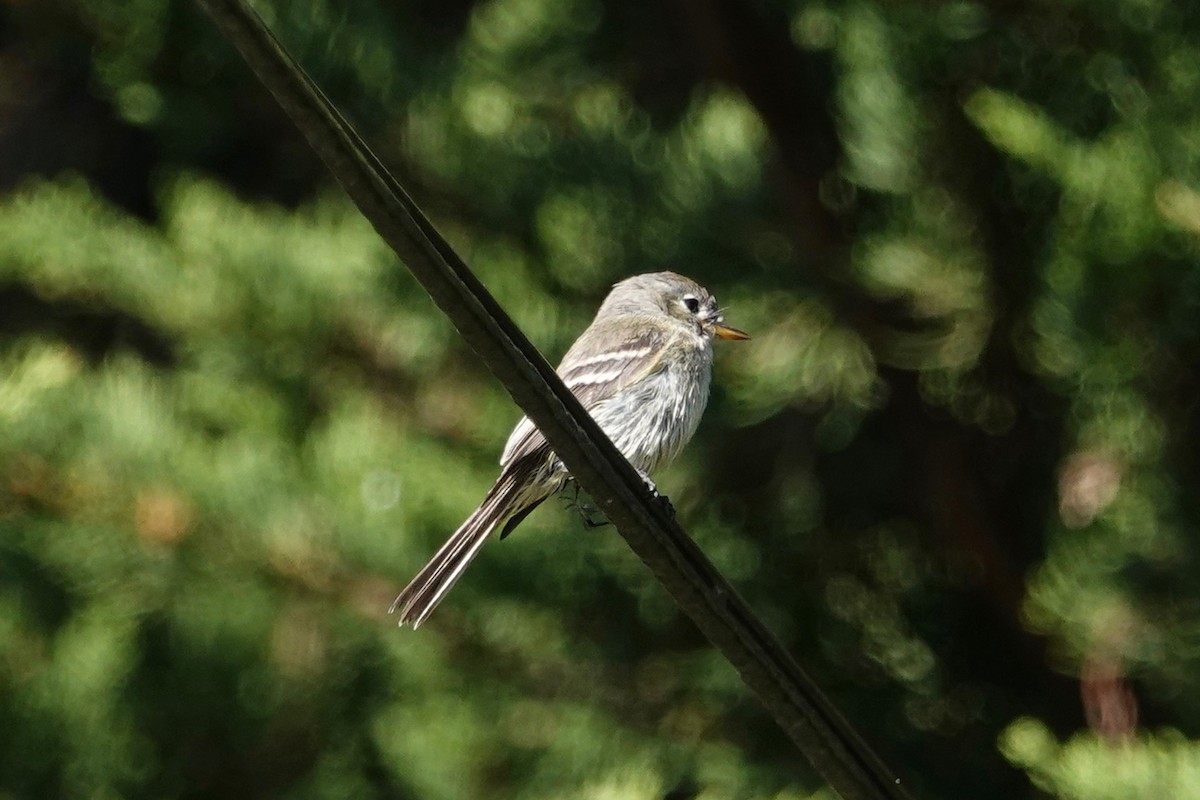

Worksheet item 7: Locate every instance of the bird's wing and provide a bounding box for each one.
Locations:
[499,323,670,468]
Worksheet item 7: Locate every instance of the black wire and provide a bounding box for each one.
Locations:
[192,2,916,797]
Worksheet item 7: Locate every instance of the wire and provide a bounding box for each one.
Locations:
[192,2,916,797]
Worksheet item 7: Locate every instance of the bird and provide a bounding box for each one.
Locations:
[389,271,749,627]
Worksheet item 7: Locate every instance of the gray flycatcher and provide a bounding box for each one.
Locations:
[390,271,748,627]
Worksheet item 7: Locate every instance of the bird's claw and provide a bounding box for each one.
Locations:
[579,507,611,529]
[638,471,675,519]
[564,475,674,527]
[563,480,611,529]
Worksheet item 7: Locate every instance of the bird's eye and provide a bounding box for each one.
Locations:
[683,296,700,314]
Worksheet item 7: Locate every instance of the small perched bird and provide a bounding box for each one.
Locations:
[390,271,748,627]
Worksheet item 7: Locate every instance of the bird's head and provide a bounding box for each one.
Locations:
[602,271,750,342]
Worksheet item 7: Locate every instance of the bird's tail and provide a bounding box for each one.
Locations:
[389,476,520,628]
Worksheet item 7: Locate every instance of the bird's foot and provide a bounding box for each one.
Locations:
[638,470,675,520]
[563,480,610,529]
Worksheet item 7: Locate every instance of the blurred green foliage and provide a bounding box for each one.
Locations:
[3,0,1200,797]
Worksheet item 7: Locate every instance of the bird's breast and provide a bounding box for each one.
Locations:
[586,341,713,475]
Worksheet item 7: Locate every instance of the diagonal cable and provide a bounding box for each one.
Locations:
[191,2,915,797]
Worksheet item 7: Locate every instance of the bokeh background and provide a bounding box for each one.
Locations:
[3,0,1200,797]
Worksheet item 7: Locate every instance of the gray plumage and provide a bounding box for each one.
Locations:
[390,271,747,628]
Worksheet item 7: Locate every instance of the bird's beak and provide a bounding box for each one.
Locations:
[713,323,750,341]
